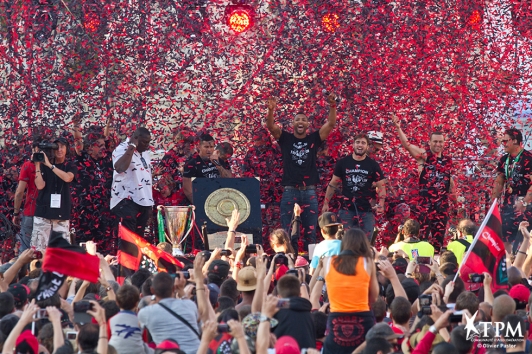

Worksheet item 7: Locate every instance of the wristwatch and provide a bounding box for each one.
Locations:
[51,165,55,171]
[317,276,325,283]
[428,325,438,334]
[259,314,271,323]
[105,286,112,292]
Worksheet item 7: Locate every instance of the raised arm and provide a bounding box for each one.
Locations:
[72,117,83,156]
[114,136,138,174]
[319,93,337,141]
[211,150,232,178]
[391,114,426,162]
[42,153,74,183]
[265,97,282,140]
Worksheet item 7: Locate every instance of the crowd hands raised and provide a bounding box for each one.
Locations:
[2,208,532,354]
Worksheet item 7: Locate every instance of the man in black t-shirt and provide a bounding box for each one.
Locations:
[71,132,114,247]
[492,128,532,251]
[183,133,232,203]
[31,137,77,251]
[323,134,386,236]
[266,94,337,250]
[392,115,456,250]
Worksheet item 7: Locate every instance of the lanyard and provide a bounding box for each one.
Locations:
[505,149,524,181]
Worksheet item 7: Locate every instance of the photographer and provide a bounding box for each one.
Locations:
[31,137,77,251]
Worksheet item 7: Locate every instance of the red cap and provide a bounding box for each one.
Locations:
[16,330,39,354]
[275,336,300,354]
[155,339,185,354]
[295,256,309,268]
[509,284,530,303]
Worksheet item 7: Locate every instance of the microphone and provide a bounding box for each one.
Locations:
[322,89,341,103]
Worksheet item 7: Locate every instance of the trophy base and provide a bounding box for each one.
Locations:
[172,247,184,256]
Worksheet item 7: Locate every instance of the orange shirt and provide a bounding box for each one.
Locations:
[326,256,370,313]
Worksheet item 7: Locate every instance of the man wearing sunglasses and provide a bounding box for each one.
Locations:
[111,127,154,237]
[492,128,532,252]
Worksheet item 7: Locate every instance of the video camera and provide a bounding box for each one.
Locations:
[32,142,58,162]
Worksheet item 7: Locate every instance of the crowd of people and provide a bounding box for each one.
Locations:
[1,95,532,353]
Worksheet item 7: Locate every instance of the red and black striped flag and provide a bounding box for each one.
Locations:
[117,224,184,284]
[458,200,508,292]
[35,231,100,301]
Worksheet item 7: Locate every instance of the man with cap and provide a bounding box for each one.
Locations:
[310,212,342,275]
[31,136,77,251]
[207,260,230,288]
[236,266,257,311]
[509,284,530,310]
[368,131,384,158]
[7,284,29,311]
[352,323,402,353]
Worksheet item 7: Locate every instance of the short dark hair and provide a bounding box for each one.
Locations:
[371,298,387,323]
[505,128,523,144]
[216,296,235,313]
[152,272,173,299]
[390,296,411,325]
[116,284,140,310]
[276,275,301,298]
[441,275,465,303]
[439,251,458,266]
[130,269,152,291]
[0,292,14,318]
[78,323,99,352]
[430,131,444,140]
[141,277,153,297]
[199,133,214,143]
[134,127,150,138]
[101,300,120,321]
[322,225,339,237]
[455,291,479,316]
[216,142,233,157]
[220,278,240,303]
[353,134,370,145]
[450,325,474,354]
[312,311,328,339]
[362,337,392,354]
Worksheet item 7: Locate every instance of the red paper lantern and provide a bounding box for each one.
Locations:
[225,5,254,33]
[322,12,340,33]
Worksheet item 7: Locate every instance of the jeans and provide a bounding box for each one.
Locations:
[338,209,375,237]
[280,188,318,251]
[18,215,34,253]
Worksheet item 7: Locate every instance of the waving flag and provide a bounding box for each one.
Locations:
[117,224,184,284]
[456,200,508,292]
[35,231,100,301]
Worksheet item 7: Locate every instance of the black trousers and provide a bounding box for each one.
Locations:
[111,199,152,238]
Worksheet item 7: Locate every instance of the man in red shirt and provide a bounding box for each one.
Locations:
[13,150,39,253]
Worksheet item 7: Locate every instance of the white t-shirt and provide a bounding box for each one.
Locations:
[110,139,154,209]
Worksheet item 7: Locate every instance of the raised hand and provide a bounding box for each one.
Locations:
[267,97,277,111]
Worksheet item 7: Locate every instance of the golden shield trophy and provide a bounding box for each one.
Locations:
[193,178,262,249]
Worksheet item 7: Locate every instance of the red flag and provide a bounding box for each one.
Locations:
[42,231,100,283]
[117,224,184,284]
[458,201,508,292]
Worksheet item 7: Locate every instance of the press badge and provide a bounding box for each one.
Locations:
[50,194,61,208]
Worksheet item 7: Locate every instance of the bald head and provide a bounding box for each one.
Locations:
[457,219,476,237]
[492,295,516,323]
[507,266,523,287]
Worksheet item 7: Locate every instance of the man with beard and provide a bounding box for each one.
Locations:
[182,133,232,204]
[492,128,532,252]
[71,131,114,246]
[391,115,456,250]
[322,134,386,236]
[266,95,337,250]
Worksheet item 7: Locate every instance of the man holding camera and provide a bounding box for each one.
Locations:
[31,137,77,251]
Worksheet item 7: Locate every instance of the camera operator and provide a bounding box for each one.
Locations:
[31,137,77,251]
[13,142,41,252]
